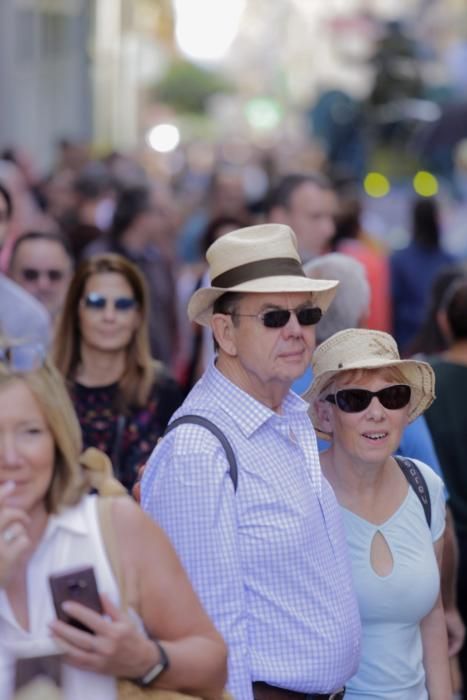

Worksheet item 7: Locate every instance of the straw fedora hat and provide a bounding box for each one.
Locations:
[303,328,435,431]
[188,223,339,326]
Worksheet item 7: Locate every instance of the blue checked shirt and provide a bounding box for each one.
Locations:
[142,363,361,700]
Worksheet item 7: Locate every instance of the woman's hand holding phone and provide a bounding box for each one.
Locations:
[49,593,159,680]
[0,481,30,587]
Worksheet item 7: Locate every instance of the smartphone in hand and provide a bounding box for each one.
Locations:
[49,566,103,634]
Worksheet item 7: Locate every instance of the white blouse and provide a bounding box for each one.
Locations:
[0,495,122,700]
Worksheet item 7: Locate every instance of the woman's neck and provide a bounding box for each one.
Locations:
[321,446,407,524]
[76,344,126,386]
[322,446,384,487]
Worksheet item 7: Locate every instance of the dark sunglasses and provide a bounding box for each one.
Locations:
[232,306,322,329]
[83,292,137,311]
[21,268,65,282]
[326,384,411,413]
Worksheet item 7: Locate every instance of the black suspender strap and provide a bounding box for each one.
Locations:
[164,414,238,491]
[394,456,431,528]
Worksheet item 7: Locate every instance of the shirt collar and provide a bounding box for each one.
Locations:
[41,498,90,544]
[199,361,310,437]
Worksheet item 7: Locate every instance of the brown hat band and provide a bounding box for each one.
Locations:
[212,257,305,288]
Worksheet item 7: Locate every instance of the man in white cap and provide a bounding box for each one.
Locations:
[142,224,361,700]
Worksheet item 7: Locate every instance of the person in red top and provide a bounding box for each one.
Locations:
[332,194,392,333]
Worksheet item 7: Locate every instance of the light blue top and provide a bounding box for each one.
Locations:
[142,362,361,700]
[340,458,445,700]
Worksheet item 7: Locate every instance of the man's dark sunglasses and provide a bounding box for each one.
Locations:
[232,306,322,328]
[326,384,411,413]
[21,268,65,282]
[83,293,137,311]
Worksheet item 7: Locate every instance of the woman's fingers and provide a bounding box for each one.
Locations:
[0,516,30,585]
[0,482,30,533]
[0,483,31,563]
[50,616,100,648]
[52,631,102,671]
[0,481,16,501]
[0,483,30,564]
[50,603,105,639]
[49,600,151,677]
[1,521,29,548]
[100,593,126,621]
[0,507,30,546]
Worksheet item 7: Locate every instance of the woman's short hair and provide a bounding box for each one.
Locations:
[53,253,158,406]
[0,358,86,513]
[319,366,409,398]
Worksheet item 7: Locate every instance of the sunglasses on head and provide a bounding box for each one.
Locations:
[325,384,411,413]
[83,292,137,311]
[232,306,322,328]
[0,342,46,372]
[21,268,65,282]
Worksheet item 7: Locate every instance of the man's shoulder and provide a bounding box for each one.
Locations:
[152,375,240,462]
[162,405,235,449]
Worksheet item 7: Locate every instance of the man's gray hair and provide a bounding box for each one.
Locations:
[304,253,370,344]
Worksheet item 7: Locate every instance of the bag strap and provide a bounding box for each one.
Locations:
[96,497,128,611]
[111,414,126,482]
[164,415,238,492]
[394,456,431,528]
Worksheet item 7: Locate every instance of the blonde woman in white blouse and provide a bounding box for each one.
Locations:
[0,342,226,700]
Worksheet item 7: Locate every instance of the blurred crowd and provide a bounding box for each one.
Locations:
[2,134,467,697]
[2,137,467,469]
[1,137,466,363]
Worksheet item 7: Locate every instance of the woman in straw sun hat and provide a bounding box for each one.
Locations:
[304,328,451,700]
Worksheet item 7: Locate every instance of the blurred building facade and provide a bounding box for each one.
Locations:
[0,0,169,170]
[0,0,465,171]
[0,0,93,170]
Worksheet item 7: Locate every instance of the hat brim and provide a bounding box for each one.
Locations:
[303,357,435,432]
[188,276,339,326]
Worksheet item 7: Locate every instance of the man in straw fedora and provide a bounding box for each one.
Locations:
[142,224,361,700]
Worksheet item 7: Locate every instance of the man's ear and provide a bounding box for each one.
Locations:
[314,397,333,434]
[211,314,238,357]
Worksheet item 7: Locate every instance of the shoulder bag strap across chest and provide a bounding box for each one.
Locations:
[394,456,431,528]
[163,414,238,491]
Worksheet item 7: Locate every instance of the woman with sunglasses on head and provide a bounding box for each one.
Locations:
[305,328,451,700]
[52,253,183,492]
[0,340,227,699]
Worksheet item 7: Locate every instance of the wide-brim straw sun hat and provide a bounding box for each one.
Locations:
[188,223,339,326]
[303,328,436,432]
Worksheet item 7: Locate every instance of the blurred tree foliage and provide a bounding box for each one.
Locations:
[154,60,233,114]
